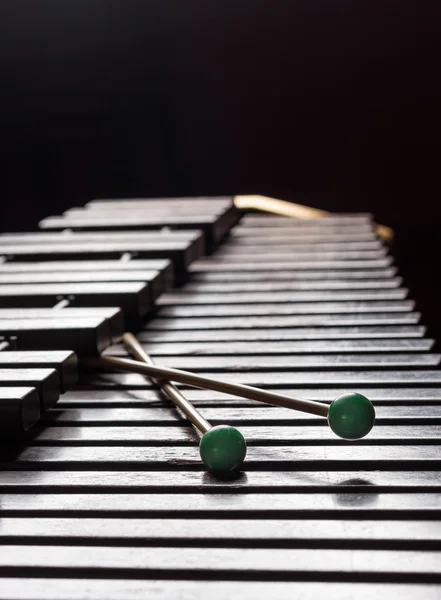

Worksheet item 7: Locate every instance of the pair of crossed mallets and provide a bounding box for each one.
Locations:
[85,333,375,476]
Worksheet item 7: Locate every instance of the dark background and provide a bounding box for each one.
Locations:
[0,1,440,336]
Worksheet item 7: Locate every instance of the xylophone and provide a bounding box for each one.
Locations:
[0,197,440,598]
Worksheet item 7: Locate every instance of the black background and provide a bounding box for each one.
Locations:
[1,1,440,336]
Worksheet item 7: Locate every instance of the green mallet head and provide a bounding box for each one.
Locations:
[199,425,247,474]
[328,392,376,440]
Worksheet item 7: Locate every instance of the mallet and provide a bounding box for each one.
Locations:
[89,334,376,441]
[121,333,247,475]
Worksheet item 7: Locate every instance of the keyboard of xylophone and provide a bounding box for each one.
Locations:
[0,201,440,596]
